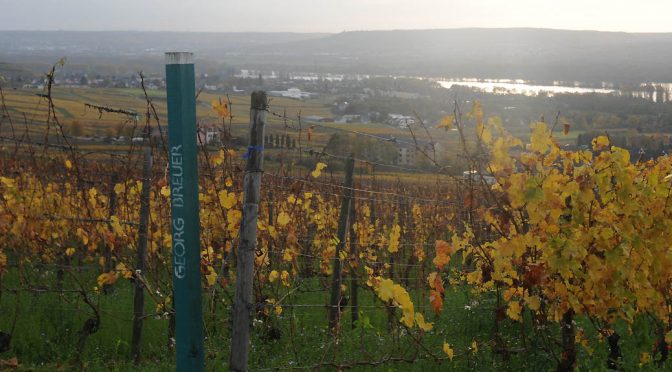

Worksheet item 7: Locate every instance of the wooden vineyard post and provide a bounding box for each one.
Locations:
[349,197,359,328]
[165,52,204,372]
[328,154,355,331]
[131,146,152,364]
[229,91,267,372]
[103,173,118,294]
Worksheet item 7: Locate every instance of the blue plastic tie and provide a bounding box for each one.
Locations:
[242,146,264,159]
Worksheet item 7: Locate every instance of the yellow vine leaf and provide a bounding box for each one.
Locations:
[506,301,522,322]
[400,311,415,328]
[415,313,433,331]
[160,186,170,197]
[97,271,118,287]
[467,100,483,126]
[0,177,14,187]
[213,149,225,166]
[437,115,454,130]
[376,279,417,328]
[277,211,290,227]
[311,162,327,178]
[218,190,237,209]
[640,352,651,365]
[65,247,75,257]
[64,159,72,169]
[269,270,279,283]
[592,135,610,151]
[530,122,552,153]
[115,263,133,279]
[377,278,395,302]
[109,216,124,236]
[524,294,541,311]
[113,183,125,195]
[205,267,218,287]
[281,270,290,287]
[476,121,492,144]
[388,224,401,253]
[211,99,230,118]
[443,342,454,360]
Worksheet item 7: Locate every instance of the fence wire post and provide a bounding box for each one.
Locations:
[329,153,355,331]
[349,197,359,328]
[230,91,267,372]
[165,51,204,372]
[131,145,151,364]
[103,173,118,294]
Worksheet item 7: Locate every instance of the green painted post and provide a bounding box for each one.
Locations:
[165,52,204,372]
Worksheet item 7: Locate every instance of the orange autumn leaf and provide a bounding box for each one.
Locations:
[429,289,443,314]
[212,99,230,118]
[432,240,453,269]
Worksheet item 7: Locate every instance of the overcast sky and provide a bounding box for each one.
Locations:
[0,0,670,33]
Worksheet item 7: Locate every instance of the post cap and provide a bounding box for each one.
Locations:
[165,52,194,65]
[251,91,268,109]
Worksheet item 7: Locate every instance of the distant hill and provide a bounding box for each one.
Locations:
[278,28,672,84]
[2,28,672,84]
[0,31,328,56]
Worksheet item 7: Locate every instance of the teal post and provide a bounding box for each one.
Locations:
[165,52,204,372]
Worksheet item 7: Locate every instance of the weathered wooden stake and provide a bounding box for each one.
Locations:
[103,173,118,294]
[328,154,355,330]
[131,146,152,364]
[229,91,267,372]
[349,197,359,328]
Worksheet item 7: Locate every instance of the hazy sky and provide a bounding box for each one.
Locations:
[0,0,670,33]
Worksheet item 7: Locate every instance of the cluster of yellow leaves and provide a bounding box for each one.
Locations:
[387,224,401,253]
[268,270,291,287]
[211,99,230,118]
[0,134,461,353]
[212,148,236,166]
[440,101,672,341]
[265,298,283,316]
[376,278,433,331]
[436,115,454,130]
[115,263,133,279]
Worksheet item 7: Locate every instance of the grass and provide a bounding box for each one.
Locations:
[0,265,666,371]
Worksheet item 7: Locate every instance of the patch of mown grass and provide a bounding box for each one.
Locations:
[0,268,667,371]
